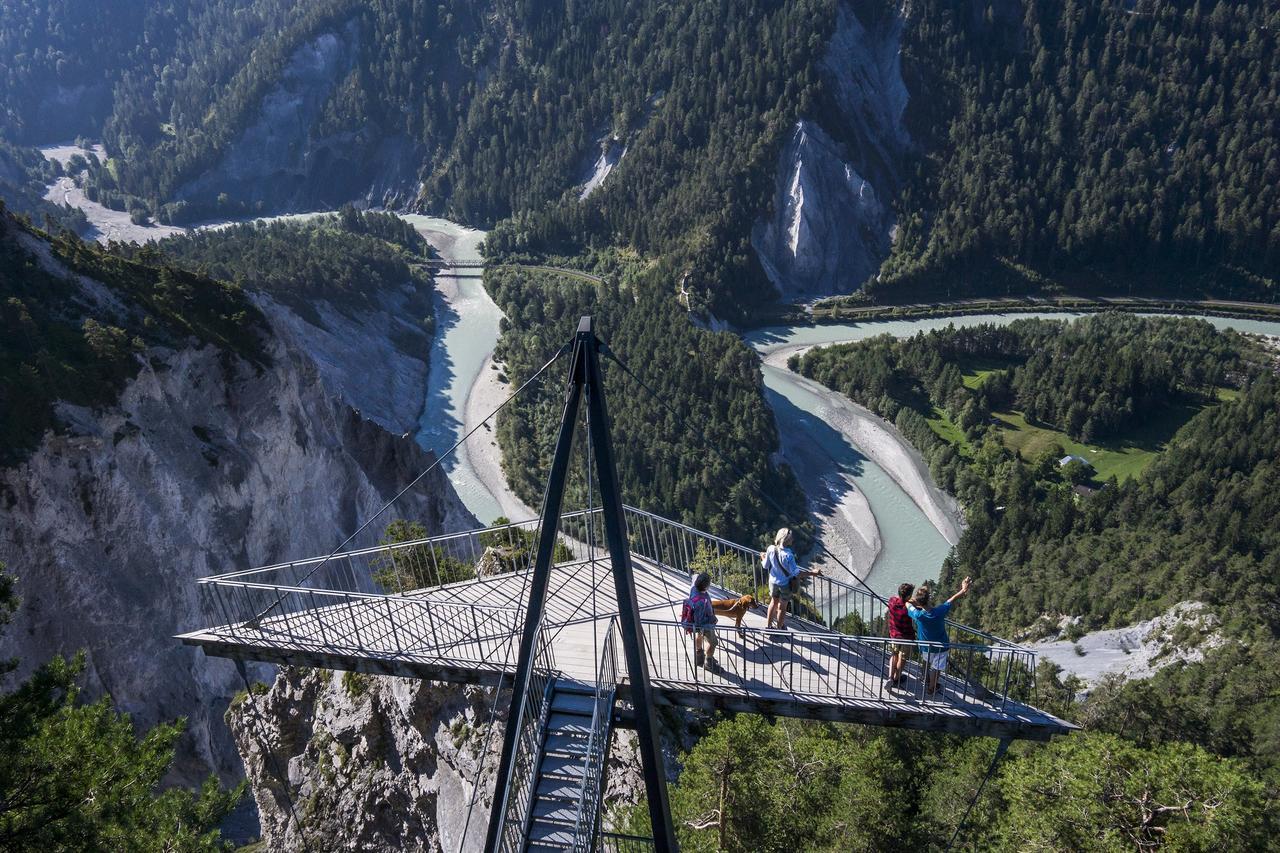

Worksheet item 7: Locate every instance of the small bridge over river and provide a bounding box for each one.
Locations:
[181,319,1072,852]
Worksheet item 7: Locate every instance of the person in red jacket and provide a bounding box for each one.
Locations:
[886,583,916,687]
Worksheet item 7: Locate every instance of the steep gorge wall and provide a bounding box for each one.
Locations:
[0,290,471,783]
[175,22,424,216]
[229,669,666,852]
[753,2,910,301]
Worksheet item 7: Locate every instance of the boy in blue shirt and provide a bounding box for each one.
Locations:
[907,576,972,696]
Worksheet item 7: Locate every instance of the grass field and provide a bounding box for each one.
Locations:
[957,357,1013,390]
[990,390,1234,481]
[921,380,1235,481]
[926,407,970,453]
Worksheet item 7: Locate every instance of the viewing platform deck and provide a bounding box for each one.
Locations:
[180,507,1073,742]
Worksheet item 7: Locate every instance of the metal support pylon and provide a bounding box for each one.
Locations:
[485,317,678,852]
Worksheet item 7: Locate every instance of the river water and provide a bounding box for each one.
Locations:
[39,154,1280,594]
[748,312,1280,597]
[397,215,508,524]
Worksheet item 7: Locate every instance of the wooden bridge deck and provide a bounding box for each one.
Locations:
[180,558,1074,741]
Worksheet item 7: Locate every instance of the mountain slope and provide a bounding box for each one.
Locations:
[0,215,472,781]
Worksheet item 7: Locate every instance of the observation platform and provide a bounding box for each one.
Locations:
[180,507,1073,742]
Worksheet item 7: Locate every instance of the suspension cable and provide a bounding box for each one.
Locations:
[455,342,580,851]
[946,737,1010,851]
[249,344,570,625]
[600,344,891,607]
[232,660,315,853]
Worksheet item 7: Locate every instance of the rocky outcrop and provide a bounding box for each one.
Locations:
[752,2,910,301]
[0,293,472,785]
[258,282,435,437]
[578,136,626,201]
[229,670,503,852]
[228,670,684,851]
[752,120,894,300]
[176,22,424,215]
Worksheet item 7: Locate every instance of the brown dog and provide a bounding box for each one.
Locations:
[711,595,756,635]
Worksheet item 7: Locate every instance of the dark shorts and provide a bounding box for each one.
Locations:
[769,581,793,603]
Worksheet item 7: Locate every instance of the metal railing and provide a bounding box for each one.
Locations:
[620,505,1029,653]
[641,621,1036,710]
[495,624,558,853]
[192,505,1034,702]
[572,619,620,852]
[598,833,656,852]
[197,579,523,664]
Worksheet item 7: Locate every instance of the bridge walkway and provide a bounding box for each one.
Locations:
[179,510,1073,742]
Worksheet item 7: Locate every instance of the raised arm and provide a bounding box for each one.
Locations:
[945,576,972,605]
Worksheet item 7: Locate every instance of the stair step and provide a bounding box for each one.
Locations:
[552,679,597,696]
[527,843,572,853]
[533,799,581,824]
[536,775,585,803]
[527,818,578,846]
[540,754,587,781]
[547,712,592,735]
[543,733,590,758]
[551,691,596,716]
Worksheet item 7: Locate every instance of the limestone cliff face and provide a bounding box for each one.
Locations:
[0,293,471,784]
[228,670,662,852]
[176,23,423,215]
[229,670,503,852]
[752,2,909,301]
[258,281,435,437]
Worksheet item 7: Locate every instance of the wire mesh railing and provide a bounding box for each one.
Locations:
[572,619,620,852]
[192,505,1035,705]
[641,621,1036,710]
[494,624,558,853]
[197,580,523,664]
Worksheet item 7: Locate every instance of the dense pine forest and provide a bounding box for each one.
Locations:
[872,0,1279,301]
[487,264,808,546]
[141,207,432,312]
[795,315,1280,789]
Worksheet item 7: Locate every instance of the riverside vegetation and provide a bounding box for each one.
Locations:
[778,315,1280,829]
[2,0,1279,848]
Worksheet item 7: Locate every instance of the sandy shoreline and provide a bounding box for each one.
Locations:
[767,392,882,581]
[405,215,534,524]
[763,345,965,550]
[462,351,537,522]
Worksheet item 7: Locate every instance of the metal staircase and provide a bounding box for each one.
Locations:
[526,620,620,851]
[526,680,601,850]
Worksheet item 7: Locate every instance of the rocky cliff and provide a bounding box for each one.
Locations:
[752,2,909,301]
[175,22,423,215]
[229,668,673,851]
[0,250,472,785]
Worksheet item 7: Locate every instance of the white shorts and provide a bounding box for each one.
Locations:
[925,650,949,672]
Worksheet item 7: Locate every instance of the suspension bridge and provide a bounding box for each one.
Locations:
[180,318,1073,852]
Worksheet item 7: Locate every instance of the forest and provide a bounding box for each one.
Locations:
[870,0,1280,301]
[626,715,1272,851]
[0,206,266,464]
[793,314,1280,796]
[0,0,832,321]
[139,207,432,313]
[485,265,808,548]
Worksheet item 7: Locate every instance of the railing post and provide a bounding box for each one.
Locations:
[485,324,588,853]
[584,319,678,852]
